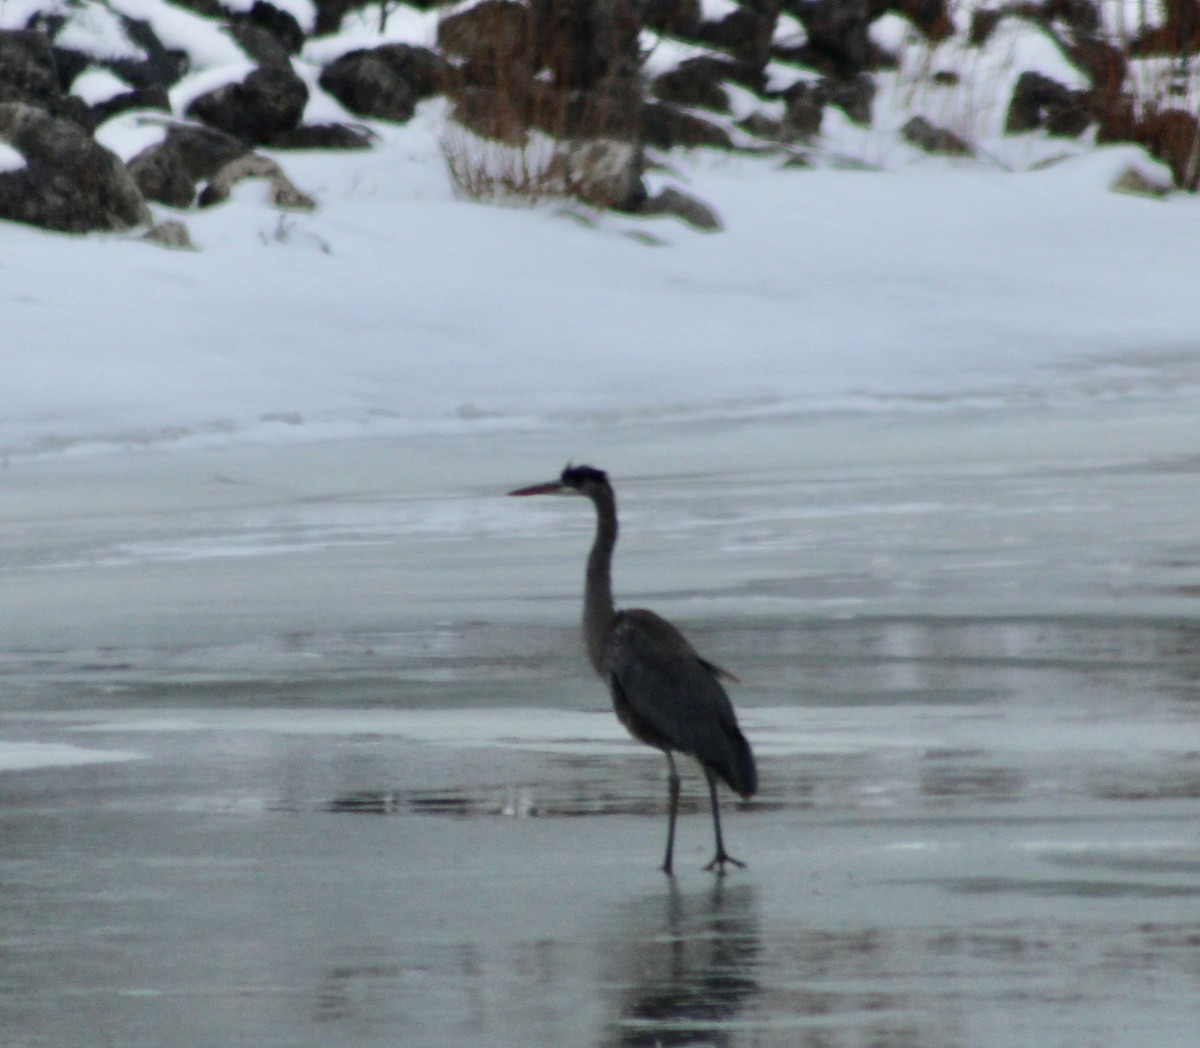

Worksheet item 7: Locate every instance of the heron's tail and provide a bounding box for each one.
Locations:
[714,726,757,799]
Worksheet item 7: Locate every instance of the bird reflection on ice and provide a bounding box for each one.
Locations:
[603,881,761,1048]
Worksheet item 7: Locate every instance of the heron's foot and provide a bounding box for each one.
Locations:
[704,850,746,874]
[660,861,675,877]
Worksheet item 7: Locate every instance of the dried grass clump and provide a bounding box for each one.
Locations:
[436,0,645,208]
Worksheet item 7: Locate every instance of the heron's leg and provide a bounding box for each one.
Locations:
[703,769,746,874]
[661,751,681,876]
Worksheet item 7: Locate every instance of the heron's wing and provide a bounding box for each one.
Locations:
[603,609,756,796]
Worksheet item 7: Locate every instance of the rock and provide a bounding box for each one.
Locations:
[128,140,197,208]
[781,81,825,138]
[901,115,973,156]
[640,185,722,230]
[0,30,67,106]
[198,153,316,210]
[883,0,954,40]
[227,23,293,67]
[240,1,306,54]
[652,57,733,113]
[127,123,250,206]
[0,29,90,126]
[643,101,734,149]
[1109,165,1172,199]
[318,45,443,122]
[793,0,874,76]
[268,123,375,150]
[968,7,1002,45]
[110,18,190,90]
[90,87,172,129]
[142,219,195,249]
[312,0,359,35]
[738,111,785,139]
[154,124,251,180]
[46,15,191,94]
[186,64,308,145]
[1005,71,1091,137]
[643,0,702,36]
[819,73,875,125]
[780,151,814,169]
[49,45,90,93]
[696,0,781,67]
[0,102,150,232]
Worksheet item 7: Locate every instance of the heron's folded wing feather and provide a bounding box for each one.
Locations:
[603,610,754,795]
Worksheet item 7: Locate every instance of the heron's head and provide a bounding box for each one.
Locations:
[509,463,610,498]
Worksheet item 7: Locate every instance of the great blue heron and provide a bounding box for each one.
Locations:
[509,464,757,875]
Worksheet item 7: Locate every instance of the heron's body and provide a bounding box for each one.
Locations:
[510,464,757,874]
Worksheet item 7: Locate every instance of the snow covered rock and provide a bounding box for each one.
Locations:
[0,102,150,232]
[818,72,874,125]
[652,56,735,112]
[185,63,308,145]
[1109,164,1172,199]
[643,100,734,148]
[780,81,824,138]
[696,0,781,67]
[643,0,702,36]
[269,122,374,149]
[640,184,721,230]
[791,0,873,75]
[901,115,972,157]
[128,123,250,207]
[0,29,89,126]
[1005,71,1091,137]
[197,152,315,210]
[318,44,443,122]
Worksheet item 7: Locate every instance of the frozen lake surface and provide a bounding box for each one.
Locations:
[3,402,1200,1047]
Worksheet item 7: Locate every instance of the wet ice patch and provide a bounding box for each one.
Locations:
[38,706,897,759]
[41,707,641,753]
[0,741,144,772]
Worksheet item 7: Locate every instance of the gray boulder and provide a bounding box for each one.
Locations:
[0,103,150,232]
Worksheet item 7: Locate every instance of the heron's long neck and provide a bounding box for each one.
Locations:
[583,486,618,673]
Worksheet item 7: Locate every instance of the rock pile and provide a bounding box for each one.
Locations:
[0,0,1195,236]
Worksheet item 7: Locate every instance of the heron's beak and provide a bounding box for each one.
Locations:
[508,480,567,497]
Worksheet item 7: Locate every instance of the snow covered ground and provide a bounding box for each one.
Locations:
[6,119,1200,460]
